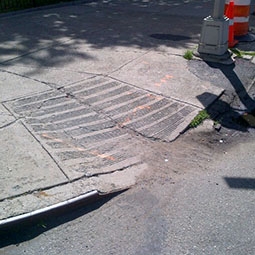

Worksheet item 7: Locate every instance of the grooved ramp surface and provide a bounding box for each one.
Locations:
[63,77,198,141]
[5,77,198,180]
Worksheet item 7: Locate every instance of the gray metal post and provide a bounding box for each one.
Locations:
[212,0,225,19]
[197,0,230,59]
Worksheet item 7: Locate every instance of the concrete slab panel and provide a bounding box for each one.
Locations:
[0,70,51,102]
[0,181,97,221]
[0,122,68,201]
[0,39,95,73]
[1,45,148,76]
[111,53,224,108]
[71,47,148,74]
[0,161,146,221]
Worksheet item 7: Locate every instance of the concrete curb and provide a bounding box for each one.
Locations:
[0,190,99,229]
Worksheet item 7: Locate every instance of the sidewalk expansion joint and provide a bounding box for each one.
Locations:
[107,50,152,76]
[0,180,70,203]
[73,162,141,179]
[0,68,54,88]
[0,103,25,128]
[0,160,134,203]
[0,119,18,129]
[20,120,71,181]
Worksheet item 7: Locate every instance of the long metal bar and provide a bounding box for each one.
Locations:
[212,0,226,19]
[0,190,99,228]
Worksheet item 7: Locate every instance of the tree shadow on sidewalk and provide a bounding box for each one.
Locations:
[0,0,208,78]
[197,61,255,131]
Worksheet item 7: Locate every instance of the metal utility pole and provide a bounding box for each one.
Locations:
[198,0,230,57]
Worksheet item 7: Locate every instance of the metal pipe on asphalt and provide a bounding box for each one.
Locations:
[0,190,99,228]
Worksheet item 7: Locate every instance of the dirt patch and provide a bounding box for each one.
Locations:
[136,119,255,186]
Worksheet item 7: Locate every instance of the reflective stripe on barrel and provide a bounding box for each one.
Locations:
[225,0,250,36]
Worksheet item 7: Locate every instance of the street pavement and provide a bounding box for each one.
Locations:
[0,0,254,226]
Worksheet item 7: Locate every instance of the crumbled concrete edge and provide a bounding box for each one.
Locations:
[0,163,146,226]
[168,109,200,141]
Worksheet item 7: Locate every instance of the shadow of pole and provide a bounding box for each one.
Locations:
[196,58,255,131]
[206,61,255,113]
[224,177,255,190]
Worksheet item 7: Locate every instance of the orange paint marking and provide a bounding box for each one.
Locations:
[41,133,86,152]
[34,191,51,197]
[90,150,115,161]
[147,94,163,100]
[133,105,151,113]
[155,74,173,87]
[41,134,114,161]
[41,133,64,143]
[119,117,131,127]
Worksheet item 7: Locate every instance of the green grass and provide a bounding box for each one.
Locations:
[230,48,255,58]
[0,0,74,13]
[189,110,210,128]
[183,50,193,60]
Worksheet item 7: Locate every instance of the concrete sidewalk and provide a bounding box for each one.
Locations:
[0,0,254,225]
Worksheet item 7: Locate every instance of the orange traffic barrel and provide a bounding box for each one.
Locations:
[226,0,239,47]
[225,0,250,36]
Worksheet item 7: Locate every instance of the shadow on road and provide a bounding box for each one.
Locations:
[224,177,255,190]
[0,191,123,248]
[197,61,255,131]
[207,61,255,112]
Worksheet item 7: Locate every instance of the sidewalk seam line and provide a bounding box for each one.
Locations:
[20,120,71,181]
[107,75,202,109]
[107,50,152,75]
[0,68,54,87]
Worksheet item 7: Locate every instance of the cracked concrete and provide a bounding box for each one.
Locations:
[0,121,68,200]
[1,0,254,224]
[0,68,52,87]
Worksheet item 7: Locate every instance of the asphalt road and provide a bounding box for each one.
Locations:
[1,0,255,254]
[1,124,255,255]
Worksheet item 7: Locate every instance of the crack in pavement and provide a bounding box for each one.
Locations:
[0,68,55,88]
[0,119,19,130]
[107,50,152,76]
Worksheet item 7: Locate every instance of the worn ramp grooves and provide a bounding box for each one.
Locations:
[6,89,143,180]
[65,77,198,141]
[6,77,197,179]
